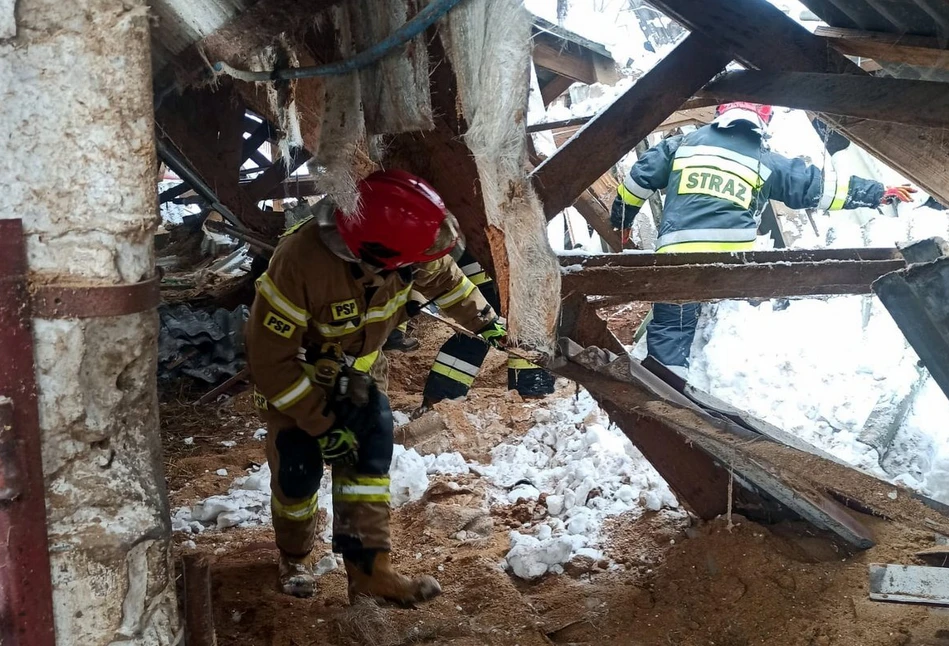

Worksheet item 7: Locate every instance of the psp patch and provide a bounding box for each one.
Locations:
[253,389,269,410]
[264,311,297,338]
[678,168,753,209]
[331,299,359,321]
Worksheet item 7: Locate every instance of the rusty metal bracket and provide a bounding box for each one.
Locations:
[31,274,161,319]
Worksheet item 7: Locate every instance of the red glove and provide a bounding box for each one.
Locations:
[619,228,632,246]
[881,185,917,205]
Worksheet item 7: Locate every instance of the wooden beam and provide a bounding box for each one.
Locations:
[815,26,949,71]
[572,189,623,251]
[560,248,905,300]
[532,40,597,84]
[540,74,575,106]
[244,148,313,203]
[647,0,949,206]
[698,70,949,129]
[530,33,732,218]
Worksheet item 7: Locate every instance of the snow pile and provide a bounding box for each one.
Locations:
[688,298,949,503]
[475,389,680,579]
[172,445,435,537]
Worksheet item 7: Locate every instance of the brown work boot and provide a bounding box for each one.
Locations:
[343,550,441,606]
[278,551,321,598]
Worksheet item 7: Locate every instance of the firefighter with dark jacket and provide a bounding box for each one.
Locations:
[417,247,555,410]
[246,170,506,604]
[611,102,916,378]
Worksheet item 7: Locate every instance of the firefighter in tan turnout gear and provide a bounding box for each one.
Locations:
[246,170,504,603]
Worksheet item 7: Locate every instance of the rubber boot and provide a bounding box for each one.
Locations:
[344,549,441,606]
[278,551,321,598]
[409,396,436,421]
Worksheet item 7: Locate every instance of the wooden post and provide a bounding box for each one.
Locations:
[183,554,217,646]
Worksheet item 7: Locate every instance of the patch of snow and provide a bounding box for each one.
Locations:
[423,452,470,476]
[183,437,194,445]
[220,441,236,448]
[478,390,681,579]
[392,410,411,427]
[253,428,267,441]
[215,469,228,477]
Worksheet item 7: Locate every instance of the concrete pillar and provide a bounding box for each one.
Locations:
[0,1,180,644]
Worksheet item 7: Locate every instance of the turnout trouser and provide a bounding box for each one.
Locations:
[646,302,702,369]
[266,361,395,558]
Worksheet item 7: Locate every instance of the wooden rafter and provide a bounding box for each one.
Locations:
[560,248,905,300]
[532,40,597,84]
[530,33,732,218]
[815,26,949,71]
[647,0,949,206]
[539,74,575,106]
[698,70,949,129]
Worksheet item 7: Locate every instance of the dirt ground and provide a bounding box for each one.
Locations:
[161,318,949,646]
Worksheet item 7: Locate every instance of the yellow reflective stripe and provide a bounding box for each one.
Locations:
[272,493,319,520]
[352,350,379,373]
[432,362,476,386]
[256,273,309,327]
[469,271,492,286]
[617,184,646,207]
[672,156,765,189]
[397,321,408,332]
[829,176,851,211]
[333,476,391,503]
[270,374,313,410]
[657,241,756,253]
[435,277,476,309]
[315,284,413,338]
[507,357,540,370]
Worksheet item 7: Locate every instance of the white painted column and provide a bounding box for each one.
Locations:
[0,1,179,644]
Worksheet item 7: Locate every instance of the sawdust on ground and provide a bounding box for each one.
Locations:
[161,323,949,646]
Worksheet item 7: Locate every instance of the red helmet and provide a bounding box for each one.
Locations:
[336,170,460,270]
[716,102,774,124]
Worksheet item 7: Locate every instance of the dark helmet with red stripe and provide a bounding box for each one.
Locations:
[336,170,461,270]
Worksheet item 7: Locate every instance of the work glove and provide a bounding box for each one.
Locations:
[317,427,358,465]
[477,319,507,349]
[881,185,917,205]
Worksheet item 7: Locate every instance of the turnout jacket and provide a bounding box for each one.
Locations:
[247,210,494,436]
[611,123,885,251]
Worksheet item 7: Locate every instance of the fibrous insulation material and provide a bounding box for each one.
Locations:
[174,390,679,580]
[440,0,561,354]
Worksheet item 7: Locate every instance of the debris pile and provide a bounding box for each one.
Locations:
[158,304,249,383]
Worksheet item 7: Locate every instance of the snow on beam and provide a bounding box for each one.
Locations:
[868,564,949,606]
[530,33,733,219]
[560,248,906,300]
[698,71,949,129]
[648,0,949,207]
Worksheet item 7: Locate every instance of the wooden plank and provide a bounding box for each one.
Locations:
[868,564,949,605]
[815,26,949,71]
[572,189,623,252]
[560,250,905,300]
[530,33,732,218]
[698,70,949,129]
[540,74,575,106]
[873,255,949,402]
[561,247,902,267]
[648,0,949,207]
[244,148,312,203]
[533,40,597,84]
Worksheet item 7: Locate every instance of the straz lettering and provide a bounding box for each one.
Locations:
[331,299,360,321]
[679,168,752,208]
[263,311,296,338]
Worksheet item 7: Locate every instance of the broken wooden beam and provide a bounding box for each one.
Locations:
[869,564,949,605]
[698,71,949,129]
[539,74,575,106]
[815,26,949,72]
[872,243,949,402]
[647,0,949,207]
[560,248,905,300]
[533,40,597,84]
[182,553,217,646]
[530,33,732,218]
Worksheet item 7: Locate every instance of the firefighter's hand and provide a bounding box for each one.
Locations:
[317,427,359,465]
[882,185,917,205]
[477,319,507,348]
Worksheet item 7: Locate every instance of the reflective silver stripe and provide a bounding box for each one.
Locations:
[271,375,313,410]
[435,277,476,308]
[656,228,758,248]
[333,485,390,496]
[623,175,655,200]
[816,166,838,211]
[435,352,481,378]
[459,261,484,277]
[675,145,772,182]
